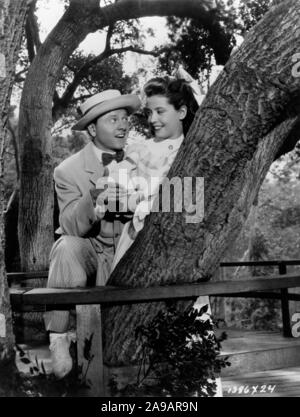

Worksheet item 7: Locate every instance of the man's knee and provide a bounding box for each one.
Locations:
[48,235,97,288]
[50,235,87,261]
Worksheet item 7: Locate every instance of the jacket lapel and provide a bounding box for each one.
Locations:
[83,141,105,185]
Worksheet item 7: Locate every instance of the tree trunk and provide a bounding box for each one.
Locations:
[18,1,100,271]
[0,0,28,365]
[103,0,300,365]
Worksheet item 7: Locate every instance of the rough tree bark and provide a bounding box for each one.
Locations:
[18,0,221,271]
[0,0,28,364]
[103,0,300,365]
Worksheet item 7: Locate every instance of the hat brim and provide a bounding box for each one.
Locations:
[72,94,141,131]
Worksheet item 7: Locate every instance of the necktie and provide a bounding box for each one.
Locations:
[102,150,124,166]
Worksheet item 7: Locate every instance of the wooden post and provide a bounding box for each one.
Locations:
[279,263,292,338]
[76,304,104,396]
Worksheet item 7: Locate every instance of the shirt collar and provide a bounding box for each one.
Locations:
[92,142,114,164]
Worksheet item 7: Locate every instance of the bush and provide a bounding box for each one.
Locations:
[110,303,230,397]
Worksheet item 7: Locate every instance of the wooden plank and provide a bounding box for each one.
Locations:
[10,273,300,306]
[11,305,48,312]
[220,260,300,267]
[278,263,292,337]
[5,261,300,278]
[217,292,300,301]
[6,261,300,284]
[9,287,30,305]
[76,304,104,397]
[216,291,282,299]
[6,260,300,280]
[281,288,292,337]
[7,271,48,282]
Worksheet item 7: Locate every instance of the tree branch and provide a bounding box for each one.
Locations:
[52,39,165,122]
[14,68,28,83]
[105,23,115,53]
[274,116,300,160]
[25,0,41,63]
[96,0,230,65]
[109,45,167,56]
[7,109,20,180]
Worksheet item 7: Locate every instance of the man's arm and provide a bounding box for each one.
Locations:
[54,166,103,236]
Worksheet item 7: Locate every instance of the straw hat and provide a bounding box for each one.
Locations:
[72,89,141,131]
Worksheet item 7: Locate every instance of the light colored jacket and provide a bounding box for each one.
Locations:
[54,141,125,250]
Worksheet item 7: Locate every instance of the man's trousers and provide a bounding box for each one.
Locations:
[43,235,114,333]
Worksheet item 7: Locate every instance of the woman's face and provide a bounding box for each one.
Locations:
[145,95,187,140]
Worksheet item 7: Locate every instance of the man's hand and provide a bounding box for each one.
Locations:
[94,177,146,217]
[95,179,130,215]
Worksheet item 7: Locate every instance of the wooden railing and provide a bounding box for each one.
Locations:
[8,260,300,336]
[8,260,300,396]
[219,260,300,337]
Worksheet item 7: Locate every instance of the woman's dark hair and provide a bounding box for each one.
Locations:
[143,76,199,136]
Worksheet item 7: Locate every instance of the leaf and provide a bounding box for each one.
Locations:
[77,363,83,376]
[83,333,94,361]
[199,304,209,316]
[16,344,25,357]
[41,361,47,375]
[20,357,31,364]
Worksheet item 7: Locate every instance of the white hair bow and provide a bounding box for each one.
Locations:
[172,65,205,106]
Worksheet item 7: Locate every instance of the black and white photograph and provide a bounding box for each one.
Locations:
[0,0,300,401]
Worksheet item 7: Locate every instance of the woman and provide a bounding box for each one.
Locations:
[111,68,201,267]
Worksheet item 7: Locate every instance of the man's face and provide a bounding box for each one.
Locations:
[88,108,129,151]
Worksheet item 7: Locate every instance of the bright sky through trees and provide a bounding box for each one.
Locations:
[36,0,168,73]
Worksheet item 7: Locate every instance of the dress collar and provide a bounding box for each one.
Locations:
[151,134,184,152]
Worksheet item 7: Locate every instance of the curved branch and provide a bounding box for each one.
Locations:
[109,45,167,56]
[274,116,300,159]
[96,0,230,64]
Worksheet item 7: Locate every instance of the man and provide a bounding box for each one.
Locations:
[44,89,141,379]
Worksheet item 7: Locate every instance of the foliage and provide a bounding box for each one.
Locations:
[14,5,142,126]
[8,342,89,397]
[157,14,235,79]
[110,304,230,397]
[238,0,273,34]
[60,53,135,99]
[157,0,273,80]
[222,158,300,332]
[248,229,268,260]
[272,205,300,229]
[109,19,145,50]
